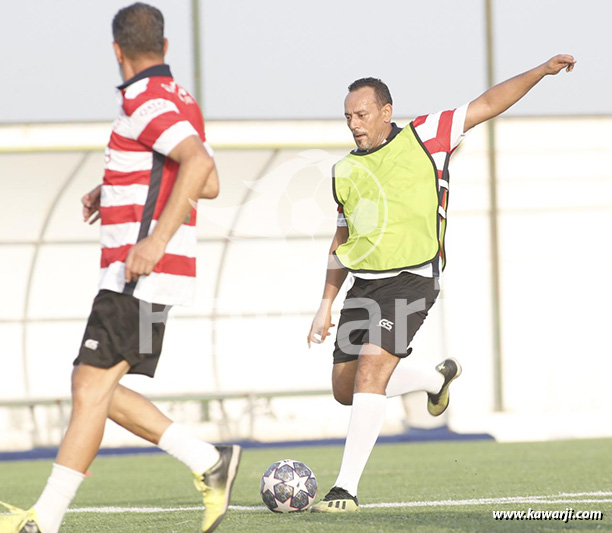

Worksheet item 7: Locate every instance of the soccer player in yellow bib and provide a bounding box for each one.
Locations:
[308,54,575,512]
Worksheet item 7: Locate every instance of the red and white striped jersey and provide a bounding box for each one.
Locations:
[100,64,205,306]
[412,104,467,181]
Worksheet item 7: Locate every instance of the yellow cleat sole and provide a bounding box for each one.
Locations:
[311,499,360,513]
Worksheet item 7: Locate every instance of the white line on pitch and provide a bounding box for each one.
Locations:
[362,498,612,509]
[60,492,612,514]
[364,492,612,509]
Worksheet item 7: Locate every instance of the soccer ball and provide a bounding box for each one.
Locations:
[260,459,318,513]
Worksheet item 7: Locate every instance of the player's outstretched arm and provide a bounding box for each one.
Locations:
[464,54,576,132]
[307,225,349,347]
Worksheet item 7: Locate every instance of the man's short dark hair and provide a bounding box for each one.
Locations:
[348,78,393,108]
[112,3,165,58]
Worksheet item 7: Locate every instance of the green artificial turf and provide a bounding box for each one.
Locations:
[1,438,610,532]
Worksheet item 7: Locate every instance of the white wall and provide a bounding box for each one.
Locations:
[0,117,610,448]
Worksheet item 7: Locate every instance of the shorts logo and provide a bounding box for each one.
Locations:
[84,339,99,351]
[378,319,394,331]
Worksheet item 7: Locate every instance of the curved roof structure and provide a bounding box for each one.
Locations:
[2,117,612,444]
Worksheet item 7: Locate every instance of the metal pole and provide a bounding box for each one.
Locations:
[191,0,203,106]
[484,0,504,412]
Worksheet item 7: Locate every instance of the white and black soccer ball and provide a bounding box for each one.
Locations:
[260,459,318,513]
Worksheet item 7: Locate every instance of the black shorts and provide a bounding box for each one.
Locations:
[332,272,439,364]
[73,290,171,377]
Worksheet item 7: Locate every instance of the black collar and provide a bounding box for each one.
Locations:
[117,64,173,90]
[351,122,402,156]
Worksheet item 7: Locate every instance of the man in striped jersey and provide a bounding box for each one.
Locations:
[0,4,239,533]
[308,55,576,512]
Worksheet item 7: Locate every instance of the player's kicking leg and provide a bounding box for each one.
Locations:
[108,385,242,533]
[385,356,463,415]
[193,445,242,532]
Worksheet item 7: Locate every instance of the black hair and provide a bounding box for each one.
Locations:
[112,3,165,58]
[347,77,393,108]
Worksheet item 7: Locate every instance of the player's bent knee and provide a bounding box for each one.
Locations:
[331,376,354,405]
[333,388,353,406]
[71,381,107,409]
[71,364,125,408]
[331,360,358,406]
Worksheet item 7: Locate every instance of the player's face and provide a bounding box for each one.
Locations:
[344,87,391,151]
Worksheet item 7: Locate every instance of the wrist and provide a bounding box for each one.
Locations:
[319,299,333,312]
[536,63,550,78]
[150,230,170,248]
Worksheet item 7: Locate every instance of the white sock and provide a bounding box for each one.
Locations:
[158,422,219,474]
[33,463,85,533]
[334,392,386,497]
[385,360,444,397]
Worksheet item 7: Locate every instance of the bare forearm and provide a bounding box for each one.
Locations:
[320,226,349,307]
[466,66,545,131]
[321,256,348,305]
[152,155,213,244]
[480,66,544,117]
[465,54,576,131]
[308,225,349,345]
[123,136,214,282]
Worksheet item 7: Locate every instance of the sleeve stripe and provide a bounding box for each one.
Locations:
[424,138,442,155]
[137,112,185,151]
[203,141,214,157]
[152,121,200,156]
[436,110,454,152]
[414,113,441,144]
[412,115,427,128]
[414,105,469,157]
[450,103,469,151]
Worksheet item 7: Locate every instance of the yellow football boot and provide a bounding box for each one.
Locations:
[427,358,462,416]
[0,502,41,533]
[193,445,241,532]
[311,486,359,513]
